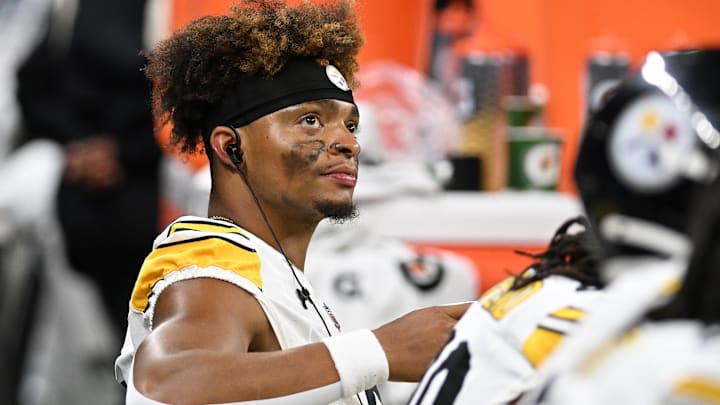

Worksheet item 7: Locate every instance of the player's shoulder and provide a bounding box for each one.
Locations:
[154,215,256,249]
[477,274,604,366]
[147,216,262,276]
[479,274,601,322]
[130,216,265,314]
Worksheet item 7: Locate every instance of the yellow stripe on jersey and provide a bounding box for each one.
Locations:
[522,326,564,368]
[168,220,248,238]
[130,236,262,312]
[481,279,543,321]
[661,278,683,297]
[479,277,516,308]
[550,307,586,322]
[673,377,720,404]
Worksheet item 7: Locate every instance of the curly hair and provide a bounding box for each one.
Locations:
[511,216,604,290]
[144,0,363,156]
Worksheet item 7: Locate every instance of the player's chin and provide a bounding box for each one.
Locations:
[314,199,358,223]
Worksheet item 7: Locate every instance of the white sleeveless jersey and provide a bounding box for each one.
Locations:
[539,321,720,405]
[115,216,381,405]
[521,257,687,405]
[408,274,604,405]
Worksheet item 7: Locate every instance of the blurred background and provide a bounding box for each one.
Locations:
[0,0,718,404]
[166,0,720,290]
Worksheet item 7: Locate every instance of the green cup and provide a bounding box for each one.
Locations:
[504,95,543,127]
[506,127,563,190]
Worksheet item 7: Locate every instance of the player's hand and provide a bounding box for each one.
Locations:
[372,302,470,382]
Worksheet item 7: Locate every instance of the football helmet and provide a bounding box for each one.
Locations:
[575,48,720,258]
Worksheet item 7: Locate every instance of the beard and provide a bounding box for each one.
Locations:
[314,200,359,224]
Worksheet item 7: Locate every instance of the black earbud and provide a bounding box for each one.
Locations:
[227,143,243,168]
[225,126,244,169]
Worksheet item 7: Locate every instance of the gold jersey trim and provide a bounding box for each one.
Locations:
[522,325,564,368]
[673,376,720,404]
[550,306,586,322]
[130,220,262,312]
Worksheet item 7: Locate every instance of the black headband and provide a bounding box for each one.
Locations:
[203,57,356,141]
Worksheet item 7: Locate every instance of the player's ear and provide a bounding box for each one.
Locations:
[209,126,243,170]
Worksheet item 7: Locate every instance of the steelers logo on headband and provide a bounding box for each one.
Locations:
[326,65,351,91]
[203,57,356,139]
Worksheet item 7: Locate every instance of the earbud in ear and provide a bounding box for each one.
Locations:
[227,144,244,168]
[224,125,244,170]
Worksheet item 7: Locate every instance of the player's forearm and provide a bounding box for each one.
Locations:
[134,330,389,404]
[135,342,341,404]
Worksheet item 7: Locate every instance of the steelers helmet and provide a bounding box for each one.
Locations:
[574,48,720,259]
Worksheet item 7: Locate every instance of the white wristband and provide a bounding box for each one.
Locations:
[322,329,389,398]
